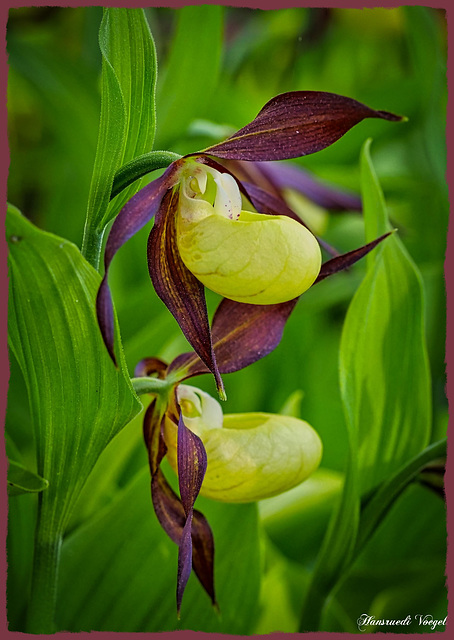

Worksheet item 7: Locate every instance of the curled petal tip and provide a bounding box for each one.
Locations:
[217,384,227,402]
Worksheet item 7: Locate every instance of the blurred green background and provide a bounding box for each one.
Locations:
[7,6,447,633]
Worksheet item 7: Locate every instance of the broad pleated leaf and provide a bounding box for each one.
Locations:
[203,91,402,161]
[56,466,260,633]
[300,140,430,629]
[7,205,141,534]
[147,188,224,397]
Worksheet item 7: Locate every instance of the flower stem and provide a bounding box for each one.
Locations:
[26,493,62,633]
[131,376,171,396]
[81,223,104,271]
[111,150,182,200]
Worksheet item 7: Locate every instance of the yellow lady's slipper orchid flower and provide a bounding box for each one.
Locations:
[176,163,322,305]
[164,385,323,503]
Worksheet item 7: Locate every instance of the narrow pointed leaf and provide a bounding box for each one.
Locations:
[97,165,176,364]
[203,91,403,161]
[84,9,126,236]
[7,205,141,534]
[103,8,158,221]
[147,187,224,397]
[340,141,431,493]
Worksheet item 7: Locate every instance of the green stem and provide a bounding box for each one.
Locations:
[81,150,181,270]
[355,438,447,557]
[26,493,62,633]
[131,376,171,396]
[111,150,182,200]
[81,222,104,272]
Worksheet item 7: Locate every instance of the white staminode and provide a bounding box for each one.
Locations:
[213,172,241,220]
[180,164,242,223]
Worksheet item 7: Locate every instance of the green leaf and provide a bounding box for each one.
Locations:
[156,6,223,147]
[8,460,49,496]
[7,204,141,534]
[341,140,431,494]
[83,11,126,256]
[57,466,261,633]
[300,140,432,630]
[355,438,446,558]
[83,8,158,264]
[104,8,158,221]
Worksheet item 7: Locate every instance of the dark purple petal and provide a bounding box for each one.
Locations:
[147,187,225,399]
[177,412,207,515]
[97,163,180,365]
[169,297,298,380]
[257,161,362,211]
[143,401,216,611]
[134,356,168,378]
[168,234,392,380]
[202,91,403,162]
[177,514,194,616]
[176,412,208,613]
[314,231,393,284]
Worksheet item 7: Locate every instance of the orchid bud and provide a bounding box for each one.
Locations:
[176,163,322,305]
[164,385,323,503]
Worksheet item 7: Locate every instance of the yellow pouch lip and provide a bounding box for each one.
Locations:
[164,409,323,503]
[177,209,322,305]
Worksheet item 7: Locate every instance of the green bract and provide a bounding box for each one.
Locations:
[164,385,323,502]
[176,162,322,304]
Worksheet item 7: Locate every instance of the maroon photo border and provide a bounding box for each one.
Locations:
[1,1,450,639]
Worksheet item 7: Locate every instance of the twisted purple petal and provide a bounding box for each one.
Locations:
[147,186,225,398]
[203,91,403,162]
[96,163,180,364]
[143,401,216,613]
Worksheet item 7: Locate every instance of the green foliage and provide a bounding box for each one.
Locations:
[7,204,141,529]
[6,6,447,634]
[57,467,260,633]
[82,8,158,267]
[156,5,223,147]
